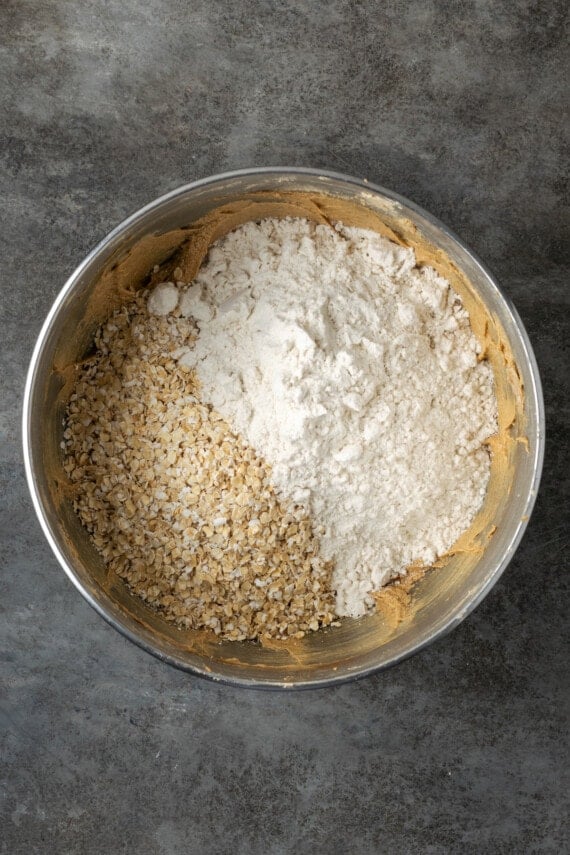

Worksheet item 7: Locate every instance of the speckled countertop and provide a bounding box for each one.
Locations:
[1,3,568,853]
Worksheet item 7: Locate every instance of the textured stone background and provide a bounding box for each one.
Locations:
[1,2,568,853]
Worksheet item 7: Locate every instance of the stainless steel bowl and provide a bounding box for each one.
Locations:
[23,168,544,688]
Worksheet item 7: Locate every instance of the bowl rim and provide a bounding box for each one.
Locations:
[22,166,545,689]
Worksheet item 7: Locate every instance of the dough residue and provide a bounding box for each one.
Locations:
[49,188,525,667]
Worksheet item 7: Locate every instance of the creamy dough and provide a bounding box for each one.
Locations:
[52,189,526,657]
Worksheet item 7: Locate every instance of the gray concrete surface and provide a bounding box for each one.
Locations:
[1,2,568,853]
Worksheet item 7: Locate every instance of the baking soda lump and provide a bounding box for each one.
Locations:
[147,281,179,315]
[151,217,498,618]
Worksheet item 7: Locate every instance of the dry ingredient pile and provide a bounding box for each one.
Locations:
[64,216,498,640]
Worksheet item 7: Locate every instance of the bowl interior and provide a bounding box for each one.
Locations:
[25,170,542,687]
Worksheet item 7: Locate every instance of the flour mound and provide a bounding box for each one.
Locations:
[162,218,498,617]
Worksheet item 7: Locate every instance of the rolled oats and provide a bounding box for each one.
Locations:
[64,289,336,641]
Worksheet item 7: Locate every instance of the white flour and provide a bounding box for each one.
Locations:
[150,218,498,617]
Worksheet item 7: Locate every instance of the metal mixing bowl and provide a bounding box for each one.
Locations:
[23,168,544,688]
